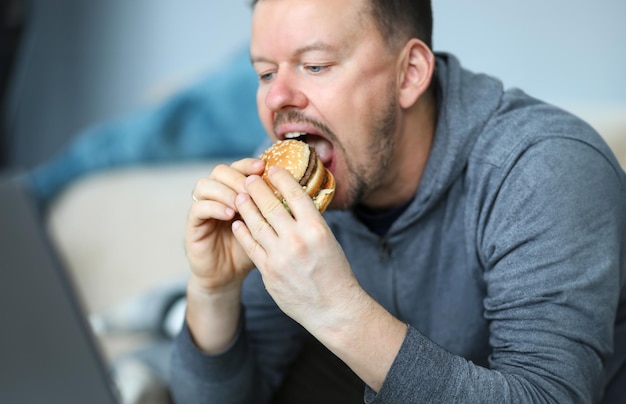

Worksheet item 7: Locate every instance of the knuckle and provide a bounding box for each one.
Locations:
[286,184,306,201]
[188,200,201,217]
[288,236,308,256]
[252,217,273,236]
[307,220,329,242]
[195,176,210,190]
[245,240,259,258]
[210,163,231,179]
[260,196,285,216]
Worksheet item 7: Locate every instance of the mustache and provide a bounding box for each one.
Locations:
[273,110,336,141]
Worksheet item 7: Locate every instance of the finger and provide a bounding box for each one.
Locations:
[230,158,265,176]
[211,158,265,195]
[266,166,316,217]
[193,159,265,202]
[231,219,267,270]
[192,176,240,212]
[235,191,278,242]
[188,199,236,227]
[244,174,294,228]
[207,163,248,195]
[186,201,236,246]
[192,157,264,205]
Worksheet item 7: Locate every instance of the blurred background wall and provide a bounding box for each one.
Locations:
[1,0,625,170]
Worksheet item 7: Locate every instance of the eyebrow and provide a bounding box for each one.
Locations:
[294,41,339,56]
[251,41,339,65]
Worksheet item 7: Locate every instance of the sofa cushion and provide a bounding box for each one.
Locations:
[47,162,223,315]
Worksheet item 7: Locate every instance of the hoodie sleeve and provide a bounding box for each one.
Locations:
[365,137,626,403]
[170,270,304,404]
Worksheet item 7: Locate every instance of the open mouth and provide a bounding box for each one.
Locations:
[283,132,334,168]
[284,131,307,140]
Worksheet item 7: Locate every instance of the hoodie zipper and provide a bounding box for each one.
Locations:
[379,237,403,317]
[379,238,392,262]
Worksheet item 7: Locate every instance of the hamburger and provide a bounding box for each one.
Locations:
[259,139,335,213]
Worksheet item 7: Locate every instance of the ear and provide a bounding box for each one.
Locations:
[397,39,435,109]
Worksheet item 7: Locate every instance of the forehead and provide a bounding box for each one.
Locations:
[251,0,377,55]
[253,0,369,19]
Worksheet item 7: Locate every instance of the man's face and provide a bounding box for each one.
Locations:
[251,0,402,210]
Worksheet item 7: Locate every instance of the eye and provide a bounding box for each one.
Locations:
[259,71,276,82]
[305,65,329,74]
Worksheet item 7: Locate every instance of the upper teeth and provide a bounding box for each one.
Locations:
[285,132,306,139]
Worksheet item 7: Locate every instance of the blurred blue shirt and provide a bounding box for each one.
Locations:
[23,47,266,209]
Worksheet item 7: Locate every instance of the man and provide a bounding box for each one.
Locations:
[171,0,626,402]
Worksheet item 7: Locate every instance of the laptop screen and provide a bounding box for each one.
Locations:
[0,177,119,403]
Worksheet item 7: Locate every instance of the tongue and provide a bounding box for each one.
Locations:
[307,137,333,164]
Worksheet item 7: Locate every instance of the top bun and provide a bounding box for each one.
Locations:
[259,139,312,185]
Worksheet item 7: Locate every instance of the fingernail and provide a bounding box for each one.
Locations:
[245,175,258,185]
[236,193,247,204]
[268,166,280,175]
[225,207,235,217]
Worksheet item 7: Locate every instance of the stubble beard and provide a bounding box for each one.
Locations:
[342,85,399,209]
[270,84,399,211]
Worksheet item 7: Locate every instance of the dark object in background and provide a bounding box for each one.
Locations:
[0,0,26,168]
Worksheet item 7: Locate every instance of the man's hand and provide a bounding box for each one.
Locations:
[187,158,265,291]
[231,166,359,331]
[231,166,407,392]
[185,157,265,353]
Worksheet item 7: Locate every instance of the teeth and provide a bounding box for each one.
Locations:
[285,132,307,139]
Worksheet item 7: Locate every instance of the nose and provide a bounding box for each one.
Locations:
[264,70,308,112]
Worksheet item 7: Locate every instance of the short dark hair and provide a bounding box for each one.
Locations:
[249,0,433,50]
[367,0,433,49]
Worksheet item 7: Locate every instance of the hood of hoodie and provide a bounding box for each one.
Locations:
[326,53,504,234]
[410,53,503,216]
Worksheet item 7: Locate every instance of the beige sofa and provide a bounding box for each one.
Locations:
[45,117,625,401]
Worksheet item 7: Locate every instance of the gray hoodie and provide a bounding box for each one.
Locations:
[171,53,626,403]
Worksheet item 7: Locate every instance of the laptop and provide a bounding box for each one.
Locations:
[0,175,120,403]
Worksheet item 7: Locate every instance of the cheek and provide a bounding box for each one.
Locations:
[335,74,391,128]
